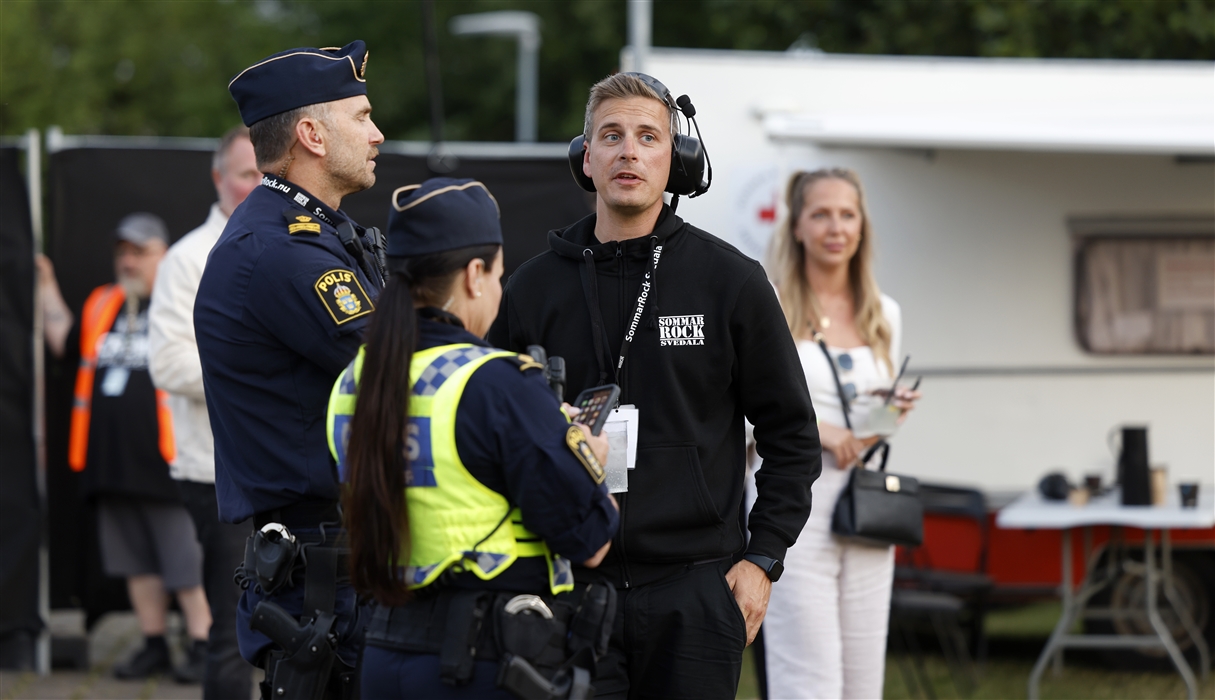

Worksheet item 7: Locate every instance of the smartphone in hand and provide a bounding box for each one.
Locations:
[570,384,621,436]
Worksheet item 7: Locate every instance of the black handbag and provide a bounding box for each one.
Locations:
[817,337,923,548]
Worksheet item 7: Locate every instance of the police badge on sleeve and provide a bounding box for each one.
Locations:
[314,269,374,325]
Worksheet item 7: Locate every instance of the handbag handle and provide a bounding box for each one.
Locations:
[816,335,891,471]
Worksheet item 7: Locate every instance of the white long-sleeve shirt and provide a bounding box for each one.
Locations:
[149,204,227,483]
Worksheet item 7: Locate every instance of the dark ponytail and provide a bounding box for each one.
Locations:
[343,244,501,606]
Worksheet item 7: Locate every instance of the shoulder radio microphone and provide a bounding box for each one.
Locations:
[337,222,387,284]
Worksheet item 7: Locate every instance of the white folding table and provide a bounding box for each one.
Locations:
[997,487,1214,700]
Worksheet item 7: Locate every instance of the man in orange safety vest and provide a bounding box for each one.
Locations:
[39,212,213,681]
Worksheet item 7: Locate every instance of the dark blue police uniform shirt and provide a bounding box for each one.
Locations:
[416,317,619,590]
[196,185,381,524]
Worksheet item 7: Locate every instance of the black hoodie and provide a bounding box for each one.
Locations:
[488,205,820,588]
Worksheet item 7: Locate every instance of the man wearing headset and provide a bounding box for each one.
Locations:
[488,72,821,699]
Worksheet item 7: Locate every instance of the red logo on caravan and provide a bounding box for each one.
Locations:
[758,195,777,223]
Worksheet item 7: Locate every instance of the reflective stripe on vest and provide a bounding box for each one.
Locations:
[68,284,175,471]
[327,343,574,595]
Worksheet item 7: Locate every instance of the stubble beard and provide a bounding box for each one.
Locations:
[328,144,377,196]
[603,184,663,218]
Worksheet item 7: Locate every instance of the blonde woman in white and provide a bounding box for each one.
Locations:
[759,168,920,699]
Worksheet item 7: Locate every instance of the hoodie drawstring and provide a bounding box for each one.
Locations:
[646,235,661,330]
[577,237,665,387]
[580,249,611,385]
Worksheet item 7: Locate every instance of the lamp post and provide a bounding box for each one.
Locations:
[450,11,541,143]
[627,0,651,74]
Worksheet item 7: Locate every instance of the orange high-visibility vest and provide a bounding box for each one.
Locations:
[67,284,175,471]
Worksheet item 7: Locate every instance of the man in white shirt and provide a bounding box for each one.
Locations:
[148,125,260,697]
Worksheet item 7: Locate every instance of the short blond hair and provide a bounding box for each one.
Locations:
[582,73,679,141]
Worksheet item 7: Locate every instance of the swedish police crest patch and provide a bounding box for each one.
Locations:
[314,269,374,325]
[566,425,606,485]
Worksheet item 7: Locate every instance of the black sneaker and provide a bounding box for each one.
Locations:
[113,640,171,679]
[173,639,207,684]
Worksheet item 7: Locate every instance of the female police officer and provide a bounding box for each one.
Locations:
[327,178,619,699]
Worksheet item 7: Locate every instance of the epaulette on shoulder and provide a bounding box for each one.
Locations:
[283,209,322,235]
[502,353,544,373]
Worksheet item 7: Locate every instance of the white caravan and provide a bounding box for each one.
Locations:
[637,47,1215,494]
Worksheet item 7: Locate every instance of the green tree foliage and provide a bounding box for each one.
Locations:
[0,1,295,136]
[292,0,630,142]
[2,0,1211,140]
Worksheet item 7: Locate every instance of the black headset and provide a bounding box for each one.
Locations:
[568,73,712,201]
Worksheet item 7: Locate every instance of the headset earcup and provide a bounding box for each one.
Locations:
[667,135,705,196]
[568,136,597,192]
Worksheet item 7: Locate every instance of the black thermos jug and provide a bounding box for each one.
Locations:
[1118,426,1151,506]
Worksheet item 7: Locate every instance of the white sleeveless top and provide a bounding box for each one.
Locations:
[797,294,902,467]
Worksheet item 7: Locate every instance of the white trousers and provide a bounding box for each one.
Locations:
[760,462,895,700]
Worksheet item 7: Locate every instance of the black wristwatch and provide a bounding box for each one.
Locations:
[742,553,784,582]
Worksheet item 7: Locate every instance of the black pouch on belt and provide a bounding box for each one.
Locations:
[494,588,609,700]
[495,595,566,671]
[439,591,492,686]
[248,525,300,595]
[566,582,616,667]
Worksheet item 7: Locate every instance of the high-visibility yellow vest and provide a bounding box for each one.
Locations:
[327,343,573,594]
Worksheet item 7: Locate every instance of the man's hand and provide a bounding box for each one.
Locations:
[725,559,771,646]
[36,254,73,358]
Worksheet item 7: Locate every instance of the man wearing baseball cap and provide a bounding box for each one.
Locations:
[193,41,384,698]
[40,213,214,682]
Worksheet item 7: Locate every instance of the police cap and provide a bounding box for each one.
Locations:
[229,41,369,127]
[387,179,502,258]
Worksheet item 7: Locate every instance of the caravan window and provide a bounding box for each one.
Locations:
[1074,222,1214,355]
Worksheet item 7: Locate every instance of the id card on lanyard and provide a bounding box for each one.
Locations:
[581,243,662,489]
[602,405,639,493]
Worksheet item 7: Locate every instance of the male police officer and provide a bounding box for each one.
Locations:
[193,41,383,698]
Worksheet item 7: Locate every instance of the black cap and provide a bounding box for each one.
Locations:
[114,212,168,247]
[229,41,369,127]
[387,179,502,258]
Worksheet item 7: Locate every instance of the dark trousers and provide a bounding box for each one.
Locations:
[177,480,254,700]
[361,647,513,700]
[592,559,747,700]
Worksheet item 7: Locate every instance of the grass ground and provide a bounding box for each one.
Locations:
[736,602,1215,699]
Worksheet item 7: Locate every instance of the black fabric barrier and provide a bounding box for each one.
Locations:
[0,147,41,648]
[45,148,217,621]
[338,155,595,275]
[45,145,592,624]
